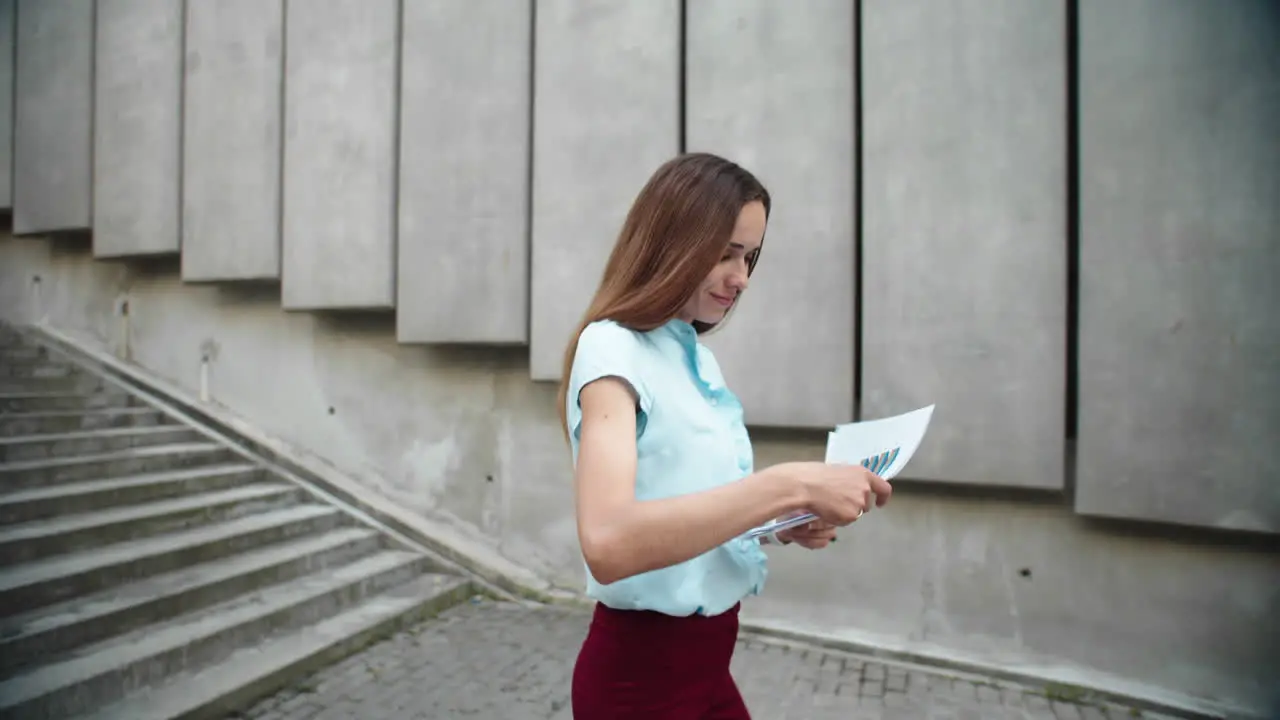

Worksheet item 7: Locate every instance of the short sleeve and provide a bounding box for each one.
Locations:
[567,321,652,441]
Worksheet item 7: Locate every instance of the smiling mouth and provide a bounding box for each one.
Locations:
[710,293,735,307]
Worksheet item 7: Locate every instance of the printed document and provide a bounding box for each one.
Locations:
[744,405,935,539]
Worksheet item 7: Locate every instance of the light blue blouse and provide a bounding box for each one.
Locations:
[566,318,769,617]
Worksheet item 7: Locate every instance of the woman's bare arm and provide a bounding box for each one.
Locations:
[574,377,809,585]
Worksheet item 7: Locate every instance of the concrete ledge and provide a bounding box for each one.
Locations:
[12,322,1254,720]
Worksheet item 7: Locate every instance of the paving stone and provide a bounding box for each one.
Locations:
[978,683,1005,704]
[1078,705,1109,719]
[1053,699,1085,719]
[886,667,908,693]
[238,599,1153,719]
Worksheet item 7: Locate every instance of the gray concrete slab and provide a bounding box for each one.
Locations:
[12,0,93,234]
[396,0,531,345]
[687,0,856,429]
[181,0,284,282]
[527,0,680,380]
[0,0,13,209]
[281,0,398,310]
[861,1,1067,488]
[1075,0,1280,532]
[92,0,182,258]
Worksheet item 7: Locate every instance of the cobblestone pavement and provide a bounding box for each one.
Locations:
[237,598,1165,720]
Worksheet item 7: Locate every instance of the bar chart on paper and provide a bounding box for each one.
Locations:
[744,405,936,539]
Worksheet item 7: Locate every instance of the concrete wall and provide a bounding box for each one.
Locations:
[396,0,531,345]
[12,0,93,234]
[527,0,680,380]
[1075,0,1280,533]
[1,1,1278,715]
[92,0,183,258]
[687,0,857,429]
[861,0,1067,488]
[1,240,1276,714]
[280,0,399,310]
[0,0,12,209]
[181,0,284,282]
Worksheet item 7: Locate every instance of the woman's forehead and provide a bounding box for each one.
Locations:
[730,202,767,250]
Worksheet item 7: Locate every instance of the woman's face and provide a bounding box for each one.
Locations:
[679,200,767,326]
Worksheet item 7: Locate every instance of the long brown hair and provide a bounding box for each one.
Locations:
[556,152,771,442]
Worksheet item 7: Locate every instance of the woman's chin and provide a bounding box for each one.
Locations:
[698,308,730,324]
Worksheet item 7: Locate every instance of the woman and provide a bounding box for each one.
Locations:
[559,152,892,719]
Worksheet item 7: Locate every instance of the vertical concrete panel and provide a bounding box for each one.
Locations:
[12,0,93,234]
[0,0,13,209]
[281,0,398,309]
[1077,0,1280,532]
[93,0,182,257]
[528,0,680,379]
[861,1,1066,487]
[687,0,856,428]
[397,0,530,344]
[182,0,283,281]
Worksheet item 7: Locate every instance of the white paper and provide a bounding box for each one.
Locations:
[825,404,935,480]
[744,405,936,540]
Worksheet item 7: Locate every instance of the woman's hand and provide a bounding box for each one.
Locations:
[782,461,893,525]
[765,462,892,549]
[777,519,839,549]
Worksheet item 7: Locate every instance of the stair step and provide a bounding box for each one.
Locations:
[0,483,302,566]
[85,573,472,720]
[0,551,437,719]
[0,464,263,525]
[0,526,383,676]
[0,375,103,394]
[0,442,238,489]
[0,504,345,615]
[0,425,195,462]
[0,362,72,379]
[0,408,166,437]
[0,346,46,362]
[0,390,137,413]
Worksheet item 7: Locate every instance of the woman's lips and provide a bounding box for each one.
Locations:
[710,293,735,307]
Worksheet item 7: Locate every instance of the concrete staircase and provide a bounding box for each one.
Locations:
[0,326,476,719]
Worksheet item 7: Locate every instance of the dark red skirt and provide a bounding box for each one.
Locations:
[571,602,752,719]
